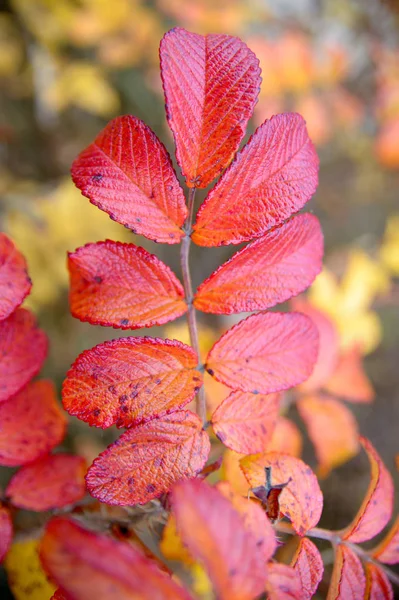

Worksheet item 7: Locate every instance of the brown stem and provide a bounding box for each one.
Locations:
[275,521,399,588]
[180,187,206,424]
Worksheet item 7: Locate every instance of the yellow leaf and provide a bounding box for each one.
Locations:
[5,537,56,600]
[380,215,399,276]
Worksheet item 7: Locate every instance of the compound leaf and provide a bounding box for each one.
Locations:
[68,241,187,329]
[291,538,324,599]
[160,28,261,189]
[0,233,31,321]
[327,544,365,600]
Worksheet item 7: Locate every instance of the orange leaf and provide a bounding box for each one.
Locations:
[171,479,267,600]
[86,410,210,506]
[68,241,187,329]
[211,390,280,453]
[325,346,374,403]
[194,214,323,313]
[71,115,187,244]
[297,395,359,476]
[6,454,87,511]
[62,337,202,428]
[327,544,365,600]
[0,233,31,321]
[0,503,12,563]
[365,563,393,600]
[0,308,48,404]
[371,515,399,564]
[0,379,67,467]
[160,28,261,189]
[268,417,302,457]
[206,312,318,394]
[240,453,323,536]
[341,437,394,543]
[291,537,324,599]
[192,113,319,246]
[265,563,302,599]
[40,517,193,600]
[293,300,339,392]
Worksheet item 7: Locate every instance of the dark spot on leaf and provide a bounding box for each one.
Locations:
[217,431,226,443]
[146,484,156,494]
[155,378,161,385]
[154,457,162,467]
[120,319,129,326]
[193,376,201,382]
[194,386,201,393]
[256,539,264,547]
[119,394,128,404]
[128,477,135,486]
[93,275,103,284]
[136,217,141,223]
[207,368,214,377]
[169,233,175,239]
[121,405,129,413]
[92,173,103,182]
[252,390,259,395]
[108,385,116,394]
[93,409,101,417]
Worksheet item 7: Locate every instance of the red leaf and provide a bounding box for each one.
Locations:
[0,308,48,404]
[297,395,359,476]
[0,379,67,467]
[192,113,319,246]
[160,28,261,189]
[371,515,399,564]
[291,538,324,599]
[6,454,87,511]
[341,437,394,543]
[364,563,393,600]
[51,591,70,600]
[194,214,323,314]
[241,453,323,536]
[327,544,365,600]
[68,241,187,329]
[40,517,193,600]
[171,479,267,600]
[211,390,280,454]
[0,234,31,321]
[265,563,302,599]
[0,503,12,563]
[86,410,210,506]
[71,115,187,244]
[62,337,202,429]
[325,346,374,403]
[293,300,339,392]
[206,312,319,394]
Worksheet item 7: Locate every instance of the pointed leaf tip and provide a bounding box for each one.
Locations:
[0,233,31,321]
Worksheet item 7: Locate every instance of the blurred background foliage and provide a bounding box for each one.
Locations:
[1,0,399,595]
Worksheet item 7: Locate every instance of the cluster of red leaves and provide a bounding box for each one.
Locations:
[0,234,87,563]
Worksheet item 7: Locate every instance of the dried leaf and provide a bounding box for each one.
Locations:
[86,410,210,506]
[0,503,12,563]
[0,308,48,404]
[171,479,267,600]
[265,563,302,599]
[0,380,67,467]
[291,538,324,599]
[71,115,187,244]
[241,453,323,536]
[325,346,374,403]
[211,390,280,453]
[62,337,202,428]
[68,241,187,329]
[297,395,359,476]
[5,537,56,600]
[192,113,319,246]
[195,214,323,314]
[341,437,394,543]
[206,312,318,394]
[327,544,365,600]
[0,233,31,321]
[364,563,393,600]
[160,28,261,188]
[40,517,193,600]
[371,515,399,564]
[6,454,87,511]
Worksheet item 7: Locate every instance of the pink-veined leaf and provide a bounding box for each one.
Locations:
[71,115,187,244]
[160,28,261,189]
[40,517,193,600]
[327,544,365,600]
[0,503,12,563]
[0,233,31,321]
[194,214,323,314]
[86,410,210,506]
[205,311,319,394]
[291,537,324,599]
[62,337,202,429]
[192,113,319,246]
[0,379,67,467]
[364,563,393,600]
[265,563,302,599]
[6,454,87,511]
[241,452,323,536]
[68,241,187,329]
[325,346,374,403]
[171,479,267,600]
[341,437,394,543]
[0,308,48,404]
[211,390,280,454]
[371,515,399,564]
